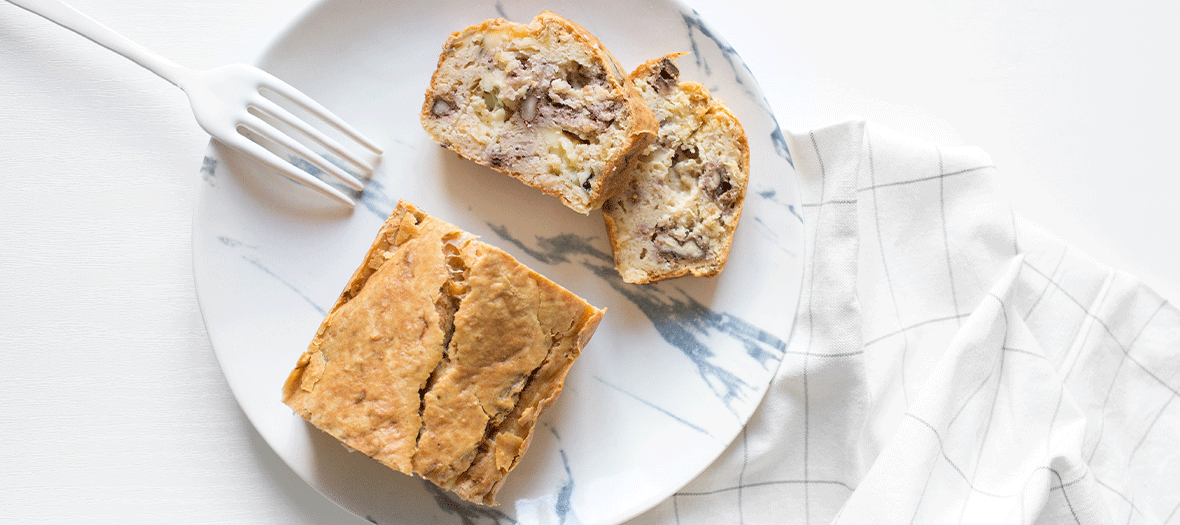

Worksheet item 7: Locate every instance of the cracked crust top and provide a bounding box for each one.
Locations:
[420,11,656,214]
[282,201,605,505]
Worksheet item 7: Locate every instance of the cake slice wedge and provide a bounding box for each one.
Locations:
[282,201,605,505]
[601,53,750,284]
[420,11,657,214]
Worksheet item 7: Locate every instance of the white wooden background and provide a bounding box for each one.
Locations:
[2,0,1177,523]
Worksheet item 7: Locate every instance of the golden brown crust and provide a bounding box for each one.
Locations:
[601,53,750,284]
[283,201,605,505]
[420,12,656,214]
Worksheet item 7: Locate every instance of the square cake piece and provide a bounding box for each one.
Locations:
[282,201,605,505]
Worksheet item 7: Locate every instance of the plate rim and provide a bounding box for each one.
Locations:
[191,1,807,523]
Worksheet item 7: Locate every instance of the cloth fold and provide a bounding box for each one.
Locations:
[629,121,1180,524]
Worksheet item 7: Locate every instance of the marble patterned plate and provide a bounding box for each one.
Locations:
[192,0,804,523]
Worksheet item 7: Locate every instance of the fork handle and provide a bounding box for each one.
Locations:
[6,0,191,86]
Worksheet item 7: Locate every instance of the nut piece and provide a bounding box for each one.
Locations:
[651,57,680,94]
[431,97,456,116]
[520,89,540,122]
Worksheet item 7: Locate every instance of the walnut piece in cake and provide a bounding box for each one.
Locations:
[601,53,750,284]
[282,201,605,505]
[420,11,657,214]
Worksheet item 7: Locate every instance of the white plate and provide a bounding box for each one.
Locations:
[192,0,805,523]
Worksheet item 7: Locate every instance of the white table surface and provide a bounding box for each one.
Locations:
[2,1,1177,523]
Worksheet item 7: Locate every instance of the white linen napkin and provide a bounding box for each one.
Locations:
[628,121,1180,524]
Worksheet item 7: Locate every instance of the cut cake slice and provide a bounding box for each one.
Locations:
[601,53,750,284]
[420,11,657,214]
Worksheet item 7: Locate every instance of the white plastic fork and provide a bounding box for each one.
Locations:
[7,0,382,207]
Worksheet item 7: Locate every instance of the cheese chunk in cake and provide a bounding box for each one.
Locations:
[282,201,605,505]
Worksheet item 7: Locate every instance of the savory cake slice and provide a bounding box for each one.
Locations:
[601,53,750,284]
[282,201,605,505]
[420,11,657,214]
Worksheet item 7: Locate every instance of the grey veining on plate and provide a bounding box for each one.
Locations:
[423,482,518,525]
[749,189,805,254]
[757,189,803,223]
[594,376,715,438]
[218,235,329,316]
[415,425,580,525]
[487,225,788,415]
[678,9,794,170]
[355,176,397,219]
[200,156,218,186]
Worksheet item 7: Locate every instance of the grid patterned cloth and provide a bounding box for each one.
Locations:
[628,121,1180,524]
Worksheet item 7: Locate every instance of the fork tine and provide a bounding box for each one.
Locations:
[241,114,364,191]
[260,77,383,155]
[220,132,356,208]
[251,96,375,174]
